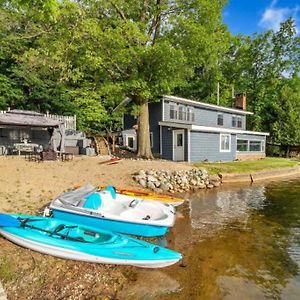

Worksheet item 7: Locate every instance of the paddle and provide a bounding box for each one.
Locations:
[0,213,21,227]
[0,214,87,243]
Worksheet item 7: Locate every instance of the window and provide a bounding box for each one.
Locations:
[178,106,186,121]
[236,139,265,152]
[187,107,195,122]
[232,116,237,127]
[170,104,177,120]
[237,116,242,128]
[220,134,231,152]
[217,114,224,126]
[177,133,183,147]
[237,139,248,151]
[0,128,9,138]
[150,132,153,148]
[127,136,134,149]
[249,141,262,152]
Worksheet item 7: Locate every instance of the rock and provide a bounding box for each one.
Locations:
[139,170,146,177]
[147,182,156,190]
[153,188,163,194]
[206,184,214,189]
[138,179,147,188]
[159,183,170,191]
[209,174,220,182]
[147,175,158,182]
[211,181,220,187]
[190,179,197,185]
[154,181,161,188]
[198,183,206,189]
[146,170,155,175]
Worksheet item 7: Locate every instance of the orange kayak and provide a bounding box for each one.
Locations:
[98,186,184,206]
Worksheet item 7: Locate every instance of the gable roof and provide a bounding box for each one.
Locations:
[163,95,253,115]
[0,110,61,128]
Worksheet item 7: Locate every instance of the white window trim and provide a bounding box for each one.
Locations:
[178,104,187,121]
[172,129,185,161]
[169,102,178,120]
[236,139,265,152]
[220,133,231,152]
[125,134,136,149]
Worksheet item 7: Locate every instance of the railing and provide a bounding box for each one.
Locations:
[0,110,76,130]
[45,113,76,131]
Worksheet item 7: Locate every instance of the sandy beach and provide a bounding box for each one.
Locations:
[0,155,192,299]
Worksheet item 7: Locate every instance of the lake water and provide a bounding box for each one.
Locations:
[121,178,300,299]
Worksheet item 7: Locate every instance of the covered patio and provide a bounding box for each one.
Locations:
[0,110,65,158]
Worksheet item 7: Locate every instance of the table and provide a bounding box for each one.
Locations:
[13,143,39,155]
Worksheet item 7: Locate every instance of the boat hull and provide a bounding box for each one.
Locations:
[0,214,182,268]
[0,231,178,268]
[52,209,169,237]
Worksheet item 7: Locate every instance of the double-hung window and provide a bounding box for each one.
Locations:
[237,116,242,128]
[187,107,195,122]
[217,113,224,126]
[170,103,177,120]
[232,116,237,127]
[178,105,186,121]
[220,134,231,152]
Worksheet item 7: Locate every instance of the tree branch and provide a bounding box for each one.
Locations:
[109,1,126,20]
[140,0,148,22]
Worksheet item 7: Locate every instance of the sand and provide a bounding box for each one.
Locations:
[0,155,193,299]
[0,155,192,214]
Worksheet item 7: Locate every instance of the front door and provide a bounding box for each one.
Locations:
[173,130,185,161]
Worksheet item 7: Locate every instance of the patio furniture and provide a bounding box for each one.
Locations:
[13,143,39,155]
[61,152,73,161]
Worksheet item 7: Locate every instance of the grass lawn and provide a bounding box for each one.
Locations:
[194,157,299,175]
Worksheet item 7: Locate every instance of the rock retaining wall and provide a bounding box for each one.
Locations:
[133,169,221,193]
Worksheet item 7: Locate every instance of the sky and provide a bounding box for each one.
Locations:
[223,0,300,35]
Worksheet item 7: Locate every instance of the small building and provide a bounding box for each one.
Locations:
[123,94,269,162]
[0,110,91,155]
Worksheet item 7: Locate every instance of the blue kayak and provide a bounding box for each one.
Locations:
[0,214,182,268]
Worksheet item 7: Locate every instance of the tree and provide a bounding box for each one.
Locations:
[271,76,300,155]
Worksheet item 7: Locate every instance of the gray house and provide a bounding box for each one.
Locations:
[123,94,269,162]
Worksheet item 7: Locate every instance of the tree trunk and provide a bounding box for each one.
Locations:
[137,101,153,159]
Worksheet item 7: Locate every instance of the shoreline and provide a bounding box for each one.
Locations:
[220,165,300,184]
[1,156,300,298]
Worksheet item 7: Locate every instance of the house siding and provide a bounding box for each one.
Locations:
[161,126,173,160]
[190,131,237,162]
[123,114,138,130]
[163,100,246,129]
[149,102,162,155]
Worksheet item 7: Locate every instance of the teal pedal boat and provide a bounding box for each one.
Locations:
[0,214,182,268]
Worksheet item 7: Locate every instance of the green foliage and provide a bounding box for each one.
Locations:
[194,158,298,175]
[0,0,299,150]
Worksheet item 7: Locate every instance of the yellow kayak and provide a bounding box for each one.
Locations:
[98,186,184,207]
